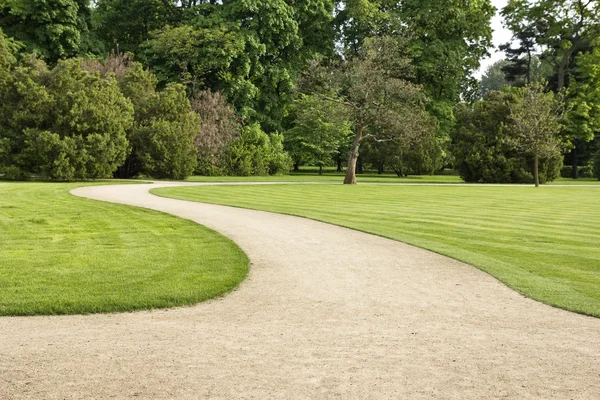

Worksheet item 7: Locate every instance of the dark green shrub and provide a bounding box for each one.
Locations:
[0,57,134,181]
[593,151,600,180]
[223,123,292,176]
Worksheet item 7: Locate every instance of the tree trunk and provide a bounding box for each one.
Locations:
[336,155,342,173]
[378,160,384,174]
[319,164,323,176]
[534,154,540,187]
[293,161,299,172]
[344,128,362,184]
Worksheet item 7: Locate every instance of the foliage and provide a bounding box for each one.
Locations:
[284,94,352,174]
[564,44,600,144]
[143,22,246,96]
[502,0,600,91]
[84,57,200,180]
[396,0,495,102]
[308,36,435,184]
[223,123,292,176]
[93,0,179,55]
[192,89,241,176]
[505,82,566,186]
[0,0,95,62]
[481,60,511,97]
[0,57,134,180]
[593,150,600,180]
[451,90,562,184]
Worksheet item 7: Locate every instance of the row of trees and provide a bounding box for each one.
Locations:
[479,0,600,181]
[0,0,498,182]
[1,1,598,183]
[0,31,290,180]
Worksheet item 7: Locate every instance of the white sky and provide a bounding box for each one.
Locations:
[475,0,512,78]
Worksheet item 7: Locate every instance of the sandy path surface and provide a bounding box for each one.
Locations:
[1,182,599,399]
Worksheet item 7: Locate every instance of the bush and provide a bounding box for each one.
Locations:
[0,57,134,181]
[560,166,573,178]
[92,61,200,180]
[223,123,292,176]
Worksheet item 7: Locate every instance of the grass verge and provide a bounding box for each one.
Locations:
[0,182,248,316]
[153,184,600,317]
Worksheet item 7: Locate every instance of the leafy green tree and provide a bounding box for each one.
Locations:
[131,84,199,180]
[506,83,567,187]
[481,60,511,97]
[563,42,600,176]
[0,57,134,180]
[84,55,200,180]
[0,0,94,62]
[502,0,600,91]
[143,22,246,96]
[223,123,292,176]
[451,90,563,184]
[285,95,352,175]
[309,36,434,184]
[93,0,179,55]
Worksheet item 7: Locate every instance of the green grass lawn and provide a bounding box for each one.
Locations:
[184,171,600,185]
[186,173,465,184]
[153,184,600,317]
[0,182,248,316]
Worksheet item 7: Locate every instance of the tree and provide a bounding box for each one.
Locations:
[285,94,352,175]
[506,82,566,187]
[0,0,94,62]
[143,22,246,96]
[563,42,600,177]
[131,84,199,180]
[192,89,241,175]
[0,57,134,180]
[84,55,200,179]
[502,0,600,91]
[481,60,511,97]
[309,36,434,184]
[451,90,563,184]
[223,123,292,176]
[93,0,179,55]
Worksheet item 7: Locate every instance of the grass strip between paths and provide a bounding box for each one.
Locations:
[153,184,600,317]
[0,182,248,316]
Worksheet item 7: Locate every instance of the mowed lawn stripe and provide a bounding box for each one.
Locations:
[153,184,600,317]
[0,182,249,316]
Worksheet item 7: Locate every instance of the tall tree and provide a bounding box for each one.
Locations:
[481,60,511,97]
[502,0,600,91]
[309,36,434,184]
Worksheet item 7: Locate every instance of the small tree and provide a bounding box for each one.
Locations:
[506,82,566,187]
[191,89,241,176]
[285,94,352,175]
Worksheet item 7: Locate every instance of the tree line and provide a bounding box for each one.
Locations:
[0,0,598,183]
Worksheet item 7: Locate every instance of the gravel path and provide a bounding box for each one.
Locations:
[1,182,599,399]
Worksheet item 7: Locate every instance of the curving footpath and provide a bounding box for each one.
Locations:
[1,182,599,399]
